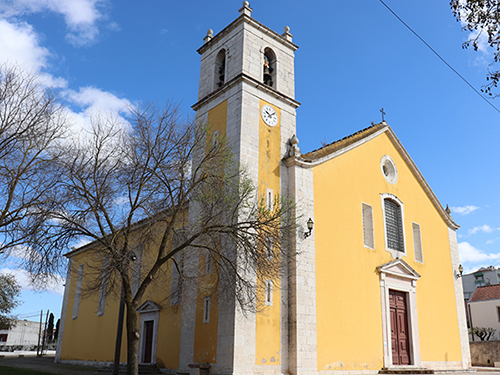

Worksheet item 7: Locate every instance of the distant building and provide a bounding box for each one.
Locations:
[461,266,500,328]
[468,284,500,341]
[462,266,500,301]
[0,319,40,350]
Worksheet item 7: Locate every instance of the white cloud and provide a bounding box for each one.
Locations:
[467,28,490,55]
[0,0,107,46]
[0,19,48,70]
[458,241,500,264]
[0,268,65,296]
[6,245,41,264]
[63,86,133,141]
[468,224,495,235]
[66,86,131,113]
[0,1,132,140]
[455,6,493,66]
[451,205,479,215]
[486,238,500,245]
[0,19,67,88]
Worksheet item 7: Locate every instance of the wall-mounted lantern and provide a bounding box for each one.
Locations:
[456,264,464,278]
[304,218,314,239]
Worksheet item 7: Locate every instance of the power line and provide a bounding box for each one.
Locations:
[379,0,500,115]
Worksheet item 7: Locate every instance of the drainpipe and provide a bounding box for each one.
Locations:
[469,303,474,342]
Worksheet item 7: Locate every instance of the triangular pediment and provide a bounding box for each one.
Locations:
[294,123,458,230]
[377,258,420,280]
[137,300,162,314]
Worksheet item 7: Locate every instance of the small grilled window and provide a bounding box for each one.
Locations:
[265,237,274,260]
[265,280,273,306]
[203,297,210,323]
[266,188,274,211]
[384,199,404,252]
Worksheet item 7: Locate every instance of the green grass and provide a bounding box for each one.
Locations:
[0,365,56,375]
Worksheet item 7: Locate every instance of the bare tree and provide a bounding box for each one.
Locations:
[451,0,500,96]
[44,103,295,375]
[0,64,66,277]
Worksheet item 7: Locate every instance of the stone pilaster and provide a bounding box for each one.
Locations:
[55,258,74,363]
[287,162,317,375]
[448,227,471,369]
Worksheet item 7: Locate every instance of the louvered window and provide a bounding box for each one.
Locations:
[384,199,404,252]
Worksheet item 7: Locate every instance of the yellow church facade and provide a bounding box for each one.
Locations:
[56,2,470,374]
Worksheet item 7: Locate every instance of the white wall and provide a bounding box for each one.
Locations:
[469,299,500,341]
[0,320,41,347]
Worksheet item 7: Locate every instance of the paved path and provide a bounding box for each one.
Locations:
[0,350,56,358]
[1,356,500,375]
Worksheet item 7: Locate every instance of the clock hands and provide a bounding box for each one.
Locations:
[261,105,278,126]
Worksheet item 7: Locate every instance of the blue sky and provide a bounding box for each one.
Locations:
[1,0,500,319]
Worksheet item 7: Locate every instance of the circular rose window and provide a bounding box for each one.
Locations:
[380,155,398,184]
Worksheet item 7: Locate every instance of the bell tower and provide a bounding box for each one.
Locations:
[192,1,299,178]
[182,2,301,375]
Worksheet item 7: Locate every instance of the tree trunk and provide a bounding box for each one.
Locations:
[126,301,140,375]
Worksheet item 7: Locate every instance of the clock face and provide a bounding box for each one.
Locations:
[261,104,279,127]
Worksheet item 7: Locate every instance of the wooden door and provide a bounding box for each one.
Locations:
[389,290,410,365]
[142,320,154,363]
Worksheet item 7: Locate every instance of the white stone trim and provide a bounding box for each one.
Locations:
[131,245,143,297]
[212,130,220,146]
[287,127,389,169]
[137,301,161,365]
[178,245,200,370]
[287,163,318,375]
[55,258,74,363]
[72,264,84,320]
[205,253,212,275]
[378,259,421,368]
[362,202,375,250]
[260,44,280,91]
[170,252,183,306]
[212,46,230,93]
[448,227,471,369]
[380,193,407,259]
[412,222,423,264]
[97,258,109,317]
[380,155,398,184]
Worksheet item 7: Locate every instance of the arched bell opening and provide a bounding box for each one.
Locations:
[263,48,276,87]
[214,49,226,89]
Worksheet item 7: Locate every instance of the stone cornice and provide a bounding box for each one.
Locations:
[197,14,298,56]
[192,72,300,111]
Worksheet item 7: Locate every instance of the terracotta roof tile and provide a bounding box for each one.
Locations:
[301,122,386,161]
[469,284,500,302]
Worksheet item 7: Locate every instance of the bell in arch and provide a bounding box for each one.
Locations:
[263,55,273,87]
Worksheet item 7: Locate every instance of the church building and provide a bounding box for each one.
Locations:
[56,2,470,374]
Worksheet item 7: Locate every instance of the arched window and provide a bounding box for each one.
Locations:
[214,49,226,89]
[263,48,276,87]
[384,198,404,253]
